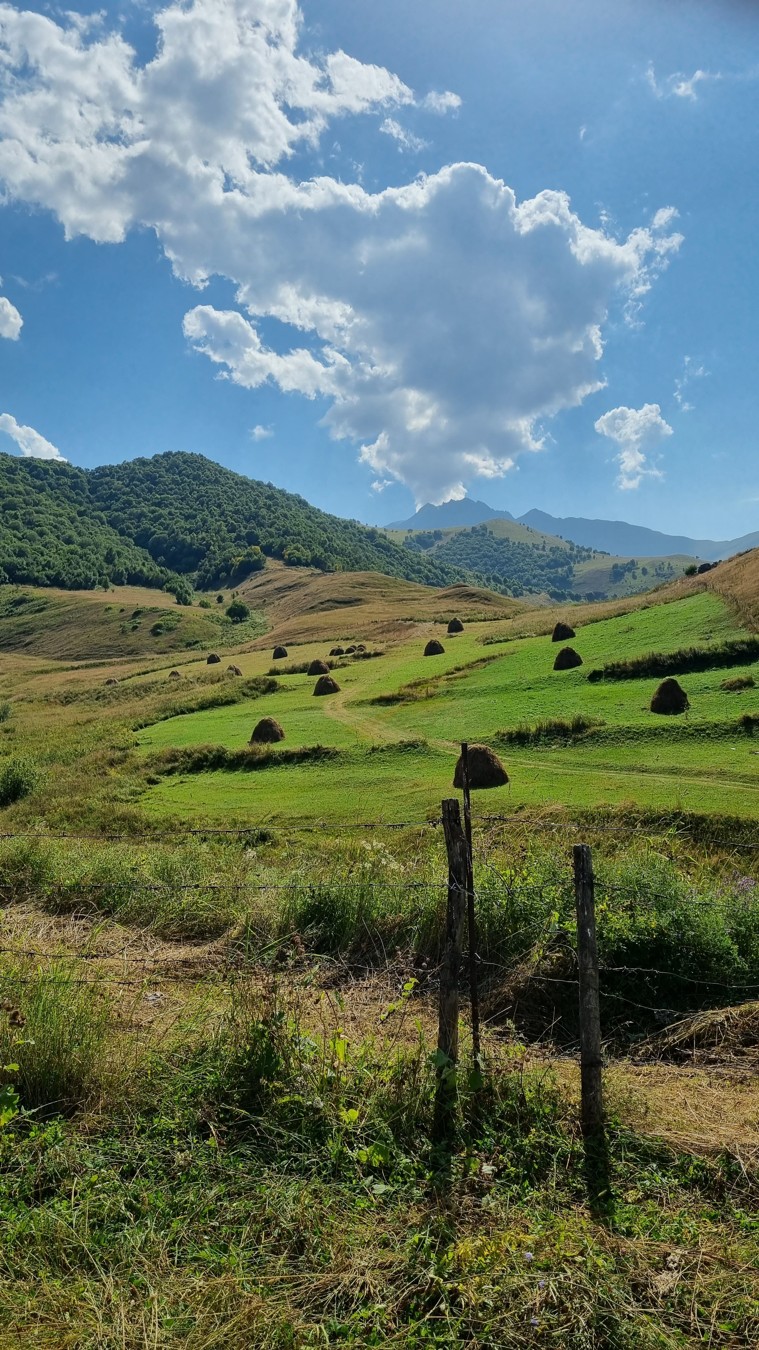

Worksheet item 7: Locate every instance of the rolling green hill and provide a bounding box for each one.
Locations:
[390,517,696,599]
[0,452,477,596]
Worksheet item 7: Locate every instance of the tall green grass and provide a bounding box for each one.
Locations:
[0,963,110,1114]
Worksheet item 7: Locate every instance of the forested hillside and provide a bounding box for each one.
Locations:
[0,455,170,590]
[0,452,470,594]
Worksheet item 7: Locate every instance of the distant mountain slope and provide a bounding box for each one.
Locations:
[518,509,759,562]
[387,498,514,530]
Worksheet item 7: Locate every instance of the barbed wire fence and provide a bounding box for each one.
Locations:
[0,744,757,1144]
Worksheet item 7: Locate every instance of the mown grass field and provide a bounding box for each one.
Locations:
[132,589,759,823]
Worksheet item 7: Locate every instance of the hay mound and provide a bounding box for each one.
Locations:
[447,618,464,634]
[651,678,689,715]
[104,677,118,686]
[424,639,445,656]
[552,621,576,642]
[168,670,181,680]
[227,664,242,676]
[250,716,285,744]
[355,644,366,652]
[453,744,509,789]
[637,1001,759,1064]
[553,646,583,671]
[308,659,330,675]
[345,645,357,654]
[207,653,221,665]
[313,675,340,696]
[272,646,288,660]
[329,646,344,656]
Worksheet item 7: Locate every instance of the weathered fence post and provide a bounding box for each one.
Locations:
[460,743,482,1068]
[573,843,604,1134]
[434,798,468,1139]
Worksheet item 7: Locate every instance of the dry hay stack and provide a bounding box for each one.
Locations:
[272,646,288,660]
[453,744,508,789]
[308,659,330,675]
[651,678,689,715]
[553,646,583,670]
[227,664,242,676]
[329,646,345,656]
[447,618,464,634]
[552,621,576,642]
[168,670,181,680]
[313,674,340,696]
[104,677,118,686]
[345,645,357,654]
[424,639,445,656]
[250,716,285,744]
[207,653,221,665]
[355,643,366,652]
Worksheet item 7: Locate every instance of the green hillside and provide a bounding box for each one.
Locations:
[0,455,171,591]
[391,517,695,599]
[88,452,469,590]
[0,451,476,596]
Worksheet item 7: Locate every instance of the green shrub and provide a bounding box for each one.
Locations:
[0,701,11,724]
[226,599,251,623]
[0,756,39,807]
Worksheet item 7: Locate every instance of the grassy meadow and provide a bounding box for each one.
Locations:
[0,565,759,1346]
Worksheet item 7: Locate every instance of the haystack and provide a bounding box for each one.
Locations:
[308,659,330,675]
[345,645,357,654]
[313,674,340,696]
[207,653,221,665]
[355,644,366,652]
[250,716,285,743]
[168,670,181,680]
[552,621,576,642]
[227,664,242,676]
[329,646,345,656]
[651,678,689,715]
[272,646,288,660]
[447,618,464,634]
[104,677,118,686]
[553,646,583,671]
[424,639,445,656]
[453,744,508,789]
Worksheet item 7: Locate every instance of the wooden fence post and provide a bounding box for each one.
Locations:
[434,799,468,1137]
[573,843,604,1134]
[460,743,482,1067]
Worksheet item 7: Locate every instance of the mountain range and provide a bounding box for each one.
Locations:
[388,499,759,562]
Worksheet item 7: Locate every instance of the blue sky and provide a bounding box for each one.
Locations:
[0,0,756,538]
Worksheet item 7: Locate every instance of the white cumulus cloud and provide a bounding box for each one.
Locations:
[0,412,65,459]
[250,423,273,440]
[0,294,21,338]
[594,403,672,490]
[0,1,683,502]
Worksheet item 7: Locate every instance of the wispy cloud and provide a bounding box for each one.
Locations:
[646,62,721,101]
[379,118,428,152]
[674,356,709,411]
[250,423,273,441]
